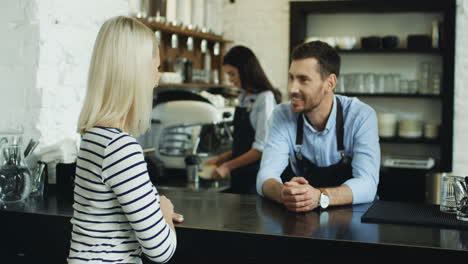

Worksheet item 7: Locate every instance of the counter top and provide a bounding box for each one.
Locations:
[2,190,468,253]
[154,171,230,192]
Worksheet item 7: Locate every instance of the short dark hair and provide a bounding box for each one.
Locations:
[291,41,341,80]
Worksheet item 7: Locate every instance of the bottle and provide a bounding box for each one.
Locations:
[184,59,192,83]
[432,20,439,49]
[203,51,211,83]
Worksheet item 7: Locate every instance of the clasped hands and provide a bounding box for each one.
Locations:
[280,177,322,213]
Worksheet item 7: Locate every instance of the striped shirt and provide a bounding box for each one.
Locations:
[68,126,176,264]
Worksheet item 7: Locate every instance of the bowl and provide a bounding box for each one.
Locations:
[336,36,357,50]
[377,113,398,138]
[199,165,217,180]
[382,36,399,49]
[361,36,382,50]
[305,36,320,43]
[398,119,423,138]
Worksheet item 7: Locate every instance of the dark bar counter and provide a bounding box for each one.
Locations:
[1,190,468,263]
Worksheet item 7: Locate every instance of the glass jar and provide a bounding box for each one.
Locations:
[0,135,32,203]
[440,175,458,214]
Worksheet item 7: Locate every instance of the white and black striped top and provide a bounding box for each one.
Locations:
[68,126,176,264]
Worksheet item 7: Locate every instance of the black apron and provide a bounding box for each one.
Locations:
[227,99,260,194]
[281,98,353,188]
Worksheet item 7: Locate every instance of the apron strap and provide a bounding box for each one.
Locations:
[294,112,304,160]
[336,98,345,156]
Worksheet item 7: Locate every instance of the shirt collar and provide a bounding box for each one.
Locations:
[303,95,337,134]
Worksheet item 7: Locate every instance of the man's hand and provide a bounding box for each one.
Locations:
[280,177,321,212]
[211,163,231,179]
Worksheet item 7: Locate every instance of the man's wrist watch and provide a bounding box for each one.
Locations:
[318,192,330,209]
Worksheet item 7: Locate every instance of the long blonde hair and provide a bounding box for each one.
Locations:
[77,16,157,136]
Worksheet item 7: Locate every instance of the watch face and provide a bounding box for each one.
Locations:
[320,193,330,209]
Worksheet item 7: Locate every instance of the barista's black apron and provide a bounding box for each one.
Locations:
[228,99,260,194]
[281,98,353,187]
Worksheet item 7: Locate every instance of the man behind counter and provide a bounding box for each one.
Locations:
[256,41,380,212]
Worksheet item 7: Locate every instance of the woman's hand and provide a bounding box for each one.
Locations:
[172,212,184,223]
[211,163,231,179]
[160,195,174,217]
[161,196,184,223]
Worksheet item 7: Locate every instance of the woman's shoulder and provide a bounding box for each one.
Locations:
[85,126,137,148]
[255,90,276,104]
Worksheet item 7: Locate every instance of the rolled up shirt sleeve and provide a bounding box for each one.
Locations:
[251,91,277,152]
[343,108,380,204]
[256,105,291,196]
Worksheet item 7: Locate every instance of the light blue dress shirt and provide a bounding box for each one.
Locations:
[256,95,380,204]
[238,90,277,152]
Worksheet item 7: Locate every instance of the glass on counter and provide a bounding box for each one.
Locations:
[0,134,33,203]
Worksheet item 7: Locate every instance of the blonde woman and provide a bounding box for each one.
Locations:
[68,16,182,264]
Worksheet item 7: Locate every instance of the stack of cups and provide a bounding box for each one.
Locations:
[377,113,397,138]
[398,119,423,138]
[419,62,431,94]
[424,122,439,139]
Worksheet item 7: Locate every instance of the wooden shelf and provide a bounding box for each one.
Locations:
[138,18,232,43]
[158,83,235,88]
[337,92,440,98]
[380,137,440,145]
[337,48,442,54]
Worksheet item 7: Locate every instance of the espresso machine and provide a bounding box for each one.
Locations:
[138,90,234,179]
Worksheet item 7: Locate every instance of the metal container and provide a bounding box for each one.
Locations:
[425,172,446,205]
[185,155,200,183]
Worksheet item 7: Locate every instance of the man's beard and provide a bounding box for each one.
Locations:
[303,92,324,114]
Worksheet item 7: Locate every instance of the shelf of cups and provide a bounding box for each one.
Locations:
[337,48,442,54]
[337,92,441,99]
[379,137,440,145]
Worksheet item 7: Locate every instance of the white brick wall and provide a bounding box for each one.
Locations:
[36,0,128,149]
[0,0,40,141]
[223,0,468,174]
[0,0,128,150]
[222,0,290,95]
[453,0,468,175]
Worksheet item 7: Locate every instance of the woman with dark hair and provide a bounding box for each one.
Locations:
[205,45,280,194]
